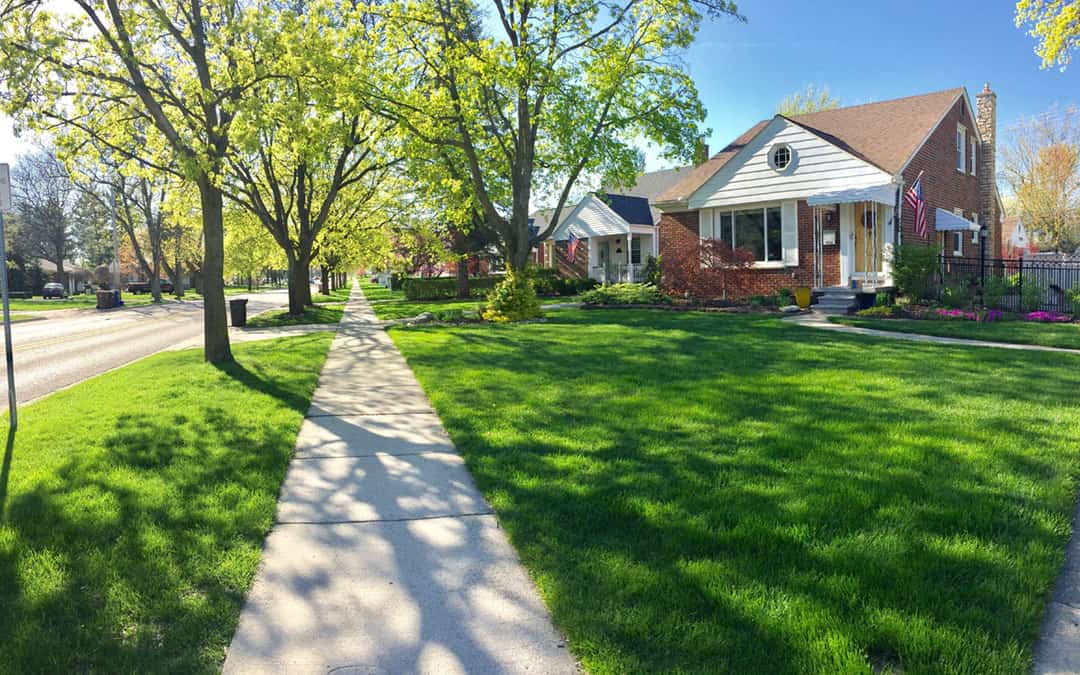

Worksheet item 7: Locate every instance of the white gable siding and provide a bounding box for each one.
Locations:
[553,195,631,240]
[688,117,895,210]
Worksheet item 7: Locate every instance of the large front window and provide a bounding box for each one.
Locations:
[706,206,783,262]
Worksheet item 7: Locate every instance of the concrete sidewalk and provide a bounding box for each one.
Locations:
[223,286,577,674]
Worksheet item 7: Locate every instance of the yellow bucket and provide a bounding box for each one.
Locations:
[794,286,812,309]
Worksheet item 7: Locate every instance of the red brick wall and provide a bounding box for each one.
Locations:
[901,97,984,259]
[659,203,820,299]
[555,239,589,278]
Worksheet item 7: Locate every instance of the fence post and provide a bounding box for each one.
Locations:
[1017,257,1023,311]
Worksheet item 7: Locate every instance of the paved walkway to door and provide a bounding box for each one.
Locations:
[223,285,578,674]
[785,311,1080,355]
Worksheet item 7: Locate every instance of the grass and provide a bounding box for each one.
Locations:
[0,333,334,672]
[310,286,352,304]
[832,315,1080,350]
[5,295,156,312]
[246,304,344,328]
[359,280,578,320]
[389,309,1080,674]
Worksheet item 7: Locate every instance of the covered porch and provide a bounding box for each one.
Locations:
[587,228,657,284]
[807,183,899,292]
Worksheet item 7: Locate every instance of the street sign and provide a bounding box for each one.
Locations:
[0,163,11,214]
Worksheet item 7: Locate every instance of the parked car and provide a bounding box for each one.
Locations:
[160,280,174,294]
[126,280,173,294]
[43,282,66,299]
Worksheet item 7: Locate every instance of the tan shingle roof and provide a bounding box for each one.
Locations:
[656,121,770,203]
[657,88,965,205]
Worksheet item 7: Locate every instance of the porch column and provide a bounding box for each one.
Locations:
[627,232,633,282]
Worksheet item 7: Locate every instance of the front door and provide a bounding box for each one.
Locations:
[853,202,884,277]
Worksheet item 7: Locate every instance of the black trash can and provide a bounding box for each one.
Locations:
[229,298,248,327]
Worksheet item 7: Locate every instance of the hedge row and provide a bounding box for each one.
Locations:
[401,272,599,300]
[402,276,500,300]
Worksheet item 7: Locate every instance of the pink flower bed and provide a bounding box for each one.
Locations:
[933,309,1005,323]
[1024,311,1073,323]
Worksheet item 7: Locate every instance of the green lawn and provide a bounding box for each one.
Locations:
[389,309,1080,674]
[310,287,353,304]
[832,316,1080,350]
[246,304,344,328]
[0,333,333,672]
[6,295,156,312]
[359,280,578,320]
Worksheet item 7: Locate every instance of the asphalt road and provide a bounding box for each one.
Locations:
[0,289,292,410]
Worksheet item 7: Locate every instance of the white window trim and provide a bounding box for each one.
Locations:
[956,125,967,174]
[970,137,977,176]
[971,213,980,244]
[768,143,793,172]
[953,208,965,256]
[700,203,785,263]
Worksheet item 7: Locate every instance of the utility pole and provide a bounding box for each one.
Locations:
[0,164,18,429]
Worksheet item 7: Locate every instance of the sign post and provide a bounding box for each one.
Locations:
[0,164,16,430]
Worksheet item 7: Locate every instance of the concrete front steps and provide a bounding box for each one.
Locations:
[814,287,859,315]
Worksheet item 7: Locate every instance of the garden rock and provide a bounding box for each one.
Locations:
[411,311,435,323]
[780,305,802,313]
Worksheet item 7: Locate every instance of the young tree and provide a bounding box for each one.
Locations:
[366,0,742,275]
[10,148,78,287]
[1001,106,1080,251]
[70,191,115,268]
[777,84,840,116]
[1016,0,1080,69]
[0,0,273,362]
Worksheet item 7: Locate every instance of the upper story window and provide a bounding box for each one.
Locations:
[769,144,792,171]
[970,137,978,176]
[971,213,980,244]
[956,125,966,173]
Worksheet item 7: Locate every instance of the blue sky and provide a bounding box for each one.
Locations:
[2,0,1077,170]
[661,0,1080,170]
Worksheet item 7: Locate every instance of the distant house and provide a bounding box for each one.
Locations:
[645,85,1003,299]
[532,193,657,283]
[1001,216,1037,257]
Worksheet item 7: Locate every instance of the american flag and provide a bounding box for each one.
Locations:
[904,172,927,238]
[567,230,580,263]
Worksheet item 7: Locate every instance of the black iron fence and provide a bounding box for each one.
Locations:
[938,255,1080,313]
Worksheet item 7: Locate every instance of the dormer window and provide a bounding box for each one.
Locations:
[769,143,792,171]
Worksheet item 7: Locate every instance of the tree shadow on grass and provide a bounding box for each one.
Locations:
[391,309,1080,673]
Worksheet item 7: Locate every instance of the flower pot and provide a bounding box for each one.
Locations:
[794,286,812,309]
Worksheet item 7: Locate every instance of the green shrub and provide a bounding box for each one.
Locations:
[892,243,940,301]
[875,291,895,307]
[981,276,1012,309]
[939,283,974,309]
[580,283,667,306]
[483,269,543,322]
[403,276,499,300]
[1019,279,1044,313]
[856,305,902,318]
[748,290,792,307]
[1069,287,1080,313]
[531,270,598,297]
[643,255,662,286]
[432,308,468,322]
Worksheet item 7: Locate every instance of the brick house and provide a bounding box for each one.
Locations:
[651,86,1003,299]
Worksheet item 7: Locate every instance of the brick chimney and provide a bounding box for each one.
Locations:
[976,83,999,256]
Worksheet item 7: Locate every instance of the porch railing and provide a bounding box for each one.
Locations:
[592,263,643,284]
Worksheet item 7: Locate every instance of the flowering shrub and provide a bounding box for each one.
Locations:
[932,308,1005,323]
[1024,311,1072,323]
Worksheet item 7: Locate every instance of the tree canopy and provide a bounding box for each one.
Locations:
[777,84,839,116]
[1016,0,1080,70]
[364,0,743,271]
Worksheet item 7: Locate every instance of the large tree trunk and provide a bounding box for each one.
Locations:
[198,178,232,364]
[320,265,330,295]
[456,258,470,298]
[287,256,310,315]
[55,258,65,291]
